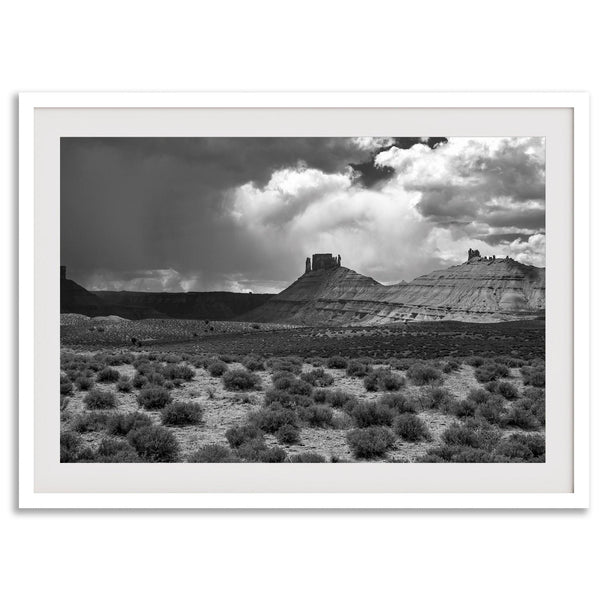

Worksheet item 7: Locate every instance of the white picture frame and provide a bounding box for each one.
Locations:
[18,92,590,509]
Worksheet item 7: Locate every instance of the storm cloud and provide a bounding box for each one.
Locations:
[61,136,545,293]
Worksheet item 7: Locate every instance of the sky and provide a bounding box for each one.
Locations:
[61,136,545,294]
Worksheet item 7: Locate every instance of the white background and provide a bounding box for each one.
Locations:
[1,1,597,599]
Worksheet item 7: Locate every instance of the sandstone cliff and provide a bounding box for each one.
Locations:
[61,278,273,320]
[243,254,545,325]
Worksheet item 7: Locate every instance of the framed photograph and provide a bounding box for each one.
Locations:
[19,92,589,509]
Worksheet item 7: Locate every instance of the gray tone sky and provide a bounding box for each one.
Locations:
[61,136,545,293]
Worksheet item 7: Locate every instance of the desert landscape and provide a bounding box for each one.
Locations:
[60,251,546,464]
[60,136,546,463]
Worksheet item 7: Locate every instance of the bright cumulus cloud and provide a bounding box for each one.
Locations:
[225,137,545,286]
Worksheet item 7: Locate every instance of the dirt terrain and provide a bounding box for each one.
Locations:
[60,316,545,463]
[61,314,544,359]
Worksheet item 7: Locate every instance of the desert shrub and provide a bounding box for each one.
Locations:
[494,438,534,461]
[465,356,485,367]
[133,355,151,368]
[106,412,152,436]
[272,373,312,396]
[161,364,194,382]
[363,368,405,392]
[442,419,502,451]
[501,432,545,460]
[467,388,492,405]
[136,385,172,410]
[346,360,370,378]
[116,376,133,392]
[235,439,269,461]
[521,366,545,387]
[276,424,301,444]
[522,386,545,401]
[60,375,73,395]
[326,355,348,369]
[363,372,379,391]
[419,445,495,463]
[474,362,509,383]
[385,357,413,371]
[450,448,495,463]
[442,423,479,447]
[146,371,166,387]
[290,452,327,463]
[96,367,120,383]
[75,376,94,391]
[514,395,545,426]
[135,360,155,376]
[105,352,134,366]
[218,354,238,364]
[377,371,406,391]
[407,364,443,386]
[222,368,261,391]
[242,355,265,371]
[393,414,432,442]
[127,425,179,462]
[346,426,395,459]
[70,442,99,462]
[301,404,334,428]
[83,389,117,410]
[300,368,334,387]
[306,357,326,367]
[71,412,110,433]
[496,381,519,400]
[475,396,506,425]
[451,398,478,418]
[484,381,499,393]
[161,401,203,426]
[443,360,461,374]
[60,395,70,412]
[420,387,455,411]
[207,360,228,377]
[258,447,288,463]
[234,439,287,462]
[95,438,139,462]
[266,356,303,375]
[313,389,357,411]
[506,357,526,368]
[187,444,235,463]
[502,402,541,430]
[225,424,264,448]
[189,355,208,369]
[132,373,149,389]
[351,401,395,428]
[249,406,299,434]
[60,431,83,462]
[379,393,417,414]
[264,388,313,410]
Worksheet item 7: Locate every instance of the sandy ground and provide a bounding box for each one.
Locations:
[61,355,542,462]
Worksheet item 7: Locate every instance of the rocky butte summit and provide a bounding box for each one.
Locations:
[243,250,546,325]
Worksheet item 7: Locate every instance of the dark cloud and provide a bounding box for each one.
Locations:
[61,137,374,288]
[351,137,447,188]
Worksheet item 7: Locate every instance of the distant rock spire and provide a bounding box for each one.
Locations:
[467,248,481,261]
[305,257,311,273]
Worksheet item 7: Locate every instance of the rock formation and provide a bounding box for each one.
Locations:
[310,253,341,270]
[60,268,273,320]
[243,251,546,325]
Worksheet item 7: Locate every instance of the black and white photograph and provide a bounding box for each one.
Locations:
[59,136,546,464]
